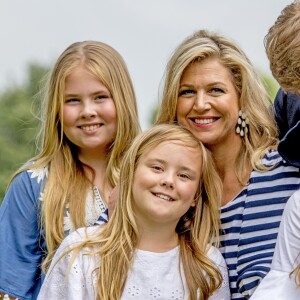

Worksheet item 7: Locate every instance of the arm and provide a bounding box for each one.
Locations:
[235,161,300,298]
[0,170,46,300]
[271,190,300,271]
[249,191,300,300]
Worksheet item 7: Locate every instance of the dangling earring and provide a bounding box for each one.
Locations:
[236,110,249,137]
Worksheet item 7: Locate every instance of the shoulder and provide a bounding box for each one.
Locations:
[282,190,300,222]
[274,89,300,115]
[59,225,103,251]
[26,164,49,184]
[207,245,226,268]
[248,150,300,191]
[261,150,300,174]
[49,226,103,275]
[10,164,48,191]
[261,150,284,166]
[250,269,300,300]
[1,165,49,214]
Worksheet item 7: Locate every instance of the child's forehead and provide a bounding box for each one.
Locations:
[140,140,201,160]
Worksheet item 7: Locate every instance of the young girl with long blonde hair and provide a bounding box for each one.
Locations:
[0,41,140,299]
[38,124,230,300]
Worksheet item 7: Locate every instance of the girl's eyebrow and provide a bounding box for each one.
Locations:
[64,90,110,97]
[146,157,198,175]
[146,158,167,164]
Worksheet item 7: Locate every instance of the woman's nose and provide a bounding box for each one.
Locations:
[194,92,210,111]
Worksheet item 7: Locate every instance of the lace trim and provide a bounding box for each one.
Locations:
[63,186,107,235]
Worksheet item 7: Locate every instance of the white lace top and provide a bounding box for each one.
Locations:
[63,186,108,235]
[38,227,230,300]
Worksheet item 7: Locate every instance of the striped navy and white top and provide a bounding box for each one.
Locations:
[219,150,300,300]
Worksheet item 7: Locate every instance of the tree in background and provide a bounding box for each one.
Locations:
[0,63,48,202]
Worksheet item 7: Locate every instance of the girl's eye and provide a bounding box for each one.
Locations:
[65,98,80,103]
[178,89,195,96]
[95,94,110,101]
[151,165,163,172]
[178,173,190,180]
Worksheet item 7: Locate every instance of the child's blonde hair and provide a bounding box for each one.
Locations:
[9,41,140,271]
[70,124,223,300]
[265,0,300,95]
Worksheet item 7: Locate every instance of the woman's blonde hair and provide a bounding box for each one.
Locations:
[156,29,278,184]
[9,41,140,270]
[69,124,223,300]
[265,0,300,95]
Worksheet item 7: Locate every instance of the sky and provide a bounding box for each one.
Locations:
[0,0,293,129]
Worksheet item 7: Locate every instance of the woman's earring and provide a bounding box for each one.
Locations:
[236,110,249,137]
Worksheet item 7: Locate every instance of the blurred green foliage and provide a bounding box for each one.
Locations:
[258,70,279,102]
[0,63,49,202]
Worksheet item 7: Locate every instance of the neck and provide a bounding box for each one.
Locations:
[78,148,108,166]
[137,223,179,253]
[79,153,112,204]
[208,137,251,206]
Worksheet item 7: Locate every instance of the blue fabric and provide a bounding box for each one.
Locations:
[0,166,109,299]
[0,169,47,300]
[274,88,300,167]
[219,150,300,299]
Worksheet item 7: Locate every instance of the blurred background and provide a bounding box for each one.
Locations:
[0,0,292,200]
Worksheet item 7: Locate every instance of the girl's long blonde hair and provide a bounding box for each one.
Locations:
[8,41,140,271]
[69,124,223,300]
[156,29,278,185]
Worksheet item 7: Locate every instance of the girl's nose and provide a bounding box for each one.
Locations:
[80,101,97,118]
[160,173,174,189]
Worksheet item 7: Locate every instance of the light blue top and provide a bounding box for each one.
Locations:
[0,165,108,300]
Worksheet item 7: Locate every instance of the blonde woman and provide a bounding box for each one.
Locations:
[37,124,230,300]
[156,29,300,299]
[0,41,140,299]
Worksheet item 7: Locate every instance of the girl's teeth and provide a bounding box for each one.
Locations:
[81,124,100,131]
[156,193,173,201]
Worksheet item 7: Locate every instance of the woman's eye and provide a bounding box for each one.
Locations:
[210,87,224,94]
[178,89,195,96]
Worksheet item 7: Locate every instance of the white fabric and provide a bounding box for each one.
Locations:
[64,186,107,235]
[38,227,230,300]
[250,190,300,300]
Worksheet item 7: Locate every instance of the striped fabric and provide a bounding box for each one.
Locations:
[219,150,300,299]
